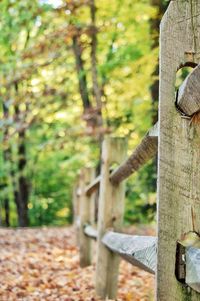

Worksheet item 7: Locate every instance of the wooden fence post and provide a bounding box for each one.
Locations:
[72,175,82,244]
[73,178,79,225]
[95,137,127,299]
[79,167,96,267]
[157,1,200,300]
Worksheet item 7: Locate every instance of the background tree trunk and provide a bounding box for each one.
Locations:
[17,129,29,227]
[149,0,167,192]
[150,0,167,124]
[13,90,29,227]
[2,102,10,227]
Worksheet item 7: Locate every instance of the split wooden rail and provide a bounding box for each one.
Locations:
[73,1,200,300]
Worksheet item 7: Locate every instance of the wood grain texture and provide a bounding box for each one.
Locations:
[79,168,95,267]
[110,123,158,185]
[157,1,200,300]
[102,231,157,274]
[72,177,81,244]
[95,137,127,299]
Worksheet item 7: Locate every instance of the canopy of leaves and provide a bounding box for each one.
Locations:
[0,0,166,226]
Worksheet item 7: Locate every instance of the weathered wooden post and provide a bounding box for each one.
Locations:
[72,176,81,244]
[95,137,127,299]
[79,167,96,267]
[157,1,200,300]
[72,176,80,226]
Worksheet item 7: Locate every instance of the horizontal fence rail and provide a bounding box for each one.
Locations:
[102,231,157,274]
[110,122,158,185]
[85,175,101,196]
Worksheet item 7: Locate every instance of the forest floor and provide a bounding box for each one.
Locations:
[0,226,155,301]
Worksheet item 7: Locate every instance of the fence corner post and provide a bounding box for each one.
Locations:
[95,136,127,299]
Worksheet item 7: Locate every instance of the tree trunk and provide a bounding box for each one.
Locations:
[149,0,167,193]
[2,102,10,227]
[72,34,91,111]
[90,0,103,128]
[14,97,29,227]
[150,0,166,124]
[17,129,29,227]
[4,198,10,227]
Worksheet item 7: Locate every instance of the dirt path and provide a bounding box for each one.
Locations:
[0,227,154,301]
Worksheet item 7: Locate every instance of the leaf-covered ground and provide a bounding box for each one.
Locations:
[0,226,155,301]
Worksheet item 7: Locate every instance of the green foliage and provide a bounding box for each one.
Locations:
[125,160,157,225]
[0,0,165,227]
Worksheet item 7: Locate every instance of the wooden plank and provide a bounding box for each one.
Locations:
[79,167,96,267]
[85,175,101,196]
[100,231,200,294]
[110,123,158,185]
[177,65,200,116]
[84,224,97,240]
[102,232,157,274]
[95,137,127,299]
[157,1,200,300]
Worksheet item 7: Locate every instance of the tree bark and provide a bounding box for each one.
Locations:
[2,102,10,227]
[149,0,167,194]
[72,34,91,111]
[17,128,29,227]
[4,198,10,227]
[90,0,103,127]
[14,94,29,227]
[150,0,166,124]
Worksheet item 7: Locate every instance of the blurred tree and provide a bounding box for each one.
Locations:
[0,0,166,227]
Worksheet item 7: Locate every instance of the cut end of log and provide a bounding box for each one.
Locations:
[177,65,200,117]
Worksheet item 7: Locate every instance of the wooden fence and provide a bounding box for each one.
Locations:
[73,1,200,300]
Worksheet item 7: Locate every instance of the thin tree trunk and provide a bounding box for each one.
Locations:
[72,35,91,111]
[14,87,29,227]
[90,0,103,120]
[4,198,10,227]
[150,0,166,124]
[2,102,10,227]
[17,127,29,227]
[0,202,2,226]
[89,0,104,175]
[150,0,166,191]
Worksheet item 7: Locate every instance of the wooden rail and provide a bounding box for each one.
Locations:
[110,122,158,185]
[85,175,101,196]
[102,232,200,293]
[102,231,157,274]
[83,123,158,199]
